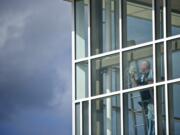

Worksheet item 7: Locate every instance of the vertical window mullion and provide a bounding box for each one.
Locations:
[72,1,76,135]
[119,0,123,134]
[87,0,91,134]
[163,0,170,134]
[88,0,91,58]
[152,0,158,134]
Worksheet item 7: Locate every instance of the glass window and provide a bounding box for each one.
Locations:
[123,0,152,47]
[123,88,154,135]
[155,0,164,39]
[75,0,88,59]
[91,0,119,55]
[76,61,88,99]
[75,103,80,135]
[156,42,164,82]
[92,95,120,135]
[168,82,180,135]
[166,0,180,37]
[157,85,166,135]
[91,54,120,96]
[123,46,153,89]
[167,38,180,80]
[83,101,89,134]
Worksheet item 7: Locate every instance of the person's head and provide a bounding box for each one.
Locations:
[140,60,150,73]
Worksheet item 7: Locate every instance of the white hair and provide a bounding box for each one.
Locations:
[142,60,151,69]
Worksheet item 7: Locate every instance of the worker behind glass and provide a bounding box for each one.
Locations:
[129,60,154,135]
[138,60,154,135]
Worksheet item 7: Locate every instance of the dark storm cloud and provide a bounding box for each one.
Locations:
[0,0,72,124]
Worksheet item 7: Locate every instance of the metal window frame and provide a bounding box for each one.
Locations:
[72,0,180,134]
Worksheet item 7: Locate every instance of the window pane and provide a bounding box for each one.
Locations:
[156,42,164,82]
[75,0,88,59]
[91,0,119,55]
[92,95,120,135]
[123,46,153,89]
[75,103,80,135]
[155,0,164,39]
[123,88,154,135]
[167,0,180,37]
[76,61,88,99]
[168,82,180,135]
[123,0,152,47]
[157,85,166,135]
[167,38,180,80]
[91,54,120,96]
[83,101,89,134]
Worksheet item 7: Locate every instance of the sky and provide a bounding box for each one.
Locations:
[0,0,72,135]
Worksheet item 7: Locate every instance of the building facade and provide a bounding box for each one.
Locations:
[71,0,180,134]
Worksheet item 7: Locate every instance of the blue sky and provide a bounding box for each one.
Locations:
[0,0,72,135]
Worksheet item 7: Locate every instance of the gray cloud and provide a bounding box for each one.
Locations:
[0,0,72,134]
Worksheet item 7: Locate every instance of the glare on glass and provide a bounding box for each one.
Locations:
[91,54,120,96]
[123,46,153,89]
[92,95,120,135]
[76,61,88,99]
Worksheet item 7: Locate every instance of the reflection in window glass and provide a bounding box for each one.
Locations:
[75,103,80,135]
[91,54,120,96]
[155,0,164,39]
[167,0,180,36]
[167,38,180,80]
[157,85,166,135]
[123,46,153,89]
[75,0,88,59]
[124,88,154,135]
[91,0,119,55]
[83,101,89,134]
[92,95,120,135]
[76,61,88,99]
[156,42,164,82]
[168,82,180,135]
[123,0,152,47]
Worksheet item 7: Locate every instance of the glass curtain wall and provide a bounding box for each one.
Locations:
[73,0,180,135]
